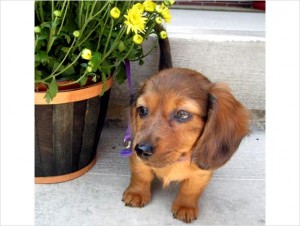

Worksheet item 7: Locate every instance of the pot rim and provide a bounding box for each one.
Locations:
[35,76,113,105]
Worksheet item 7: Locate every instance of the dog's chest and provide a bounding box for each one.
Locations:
[152,161,201,187]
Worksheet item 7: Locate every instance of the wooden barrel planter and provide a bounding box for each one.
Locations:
[35,77,113,184]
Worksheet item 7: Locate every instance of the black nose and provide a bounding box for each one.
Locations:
[135,143,154,159]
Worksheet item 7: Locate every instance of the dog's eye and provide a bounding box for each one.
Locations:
[137,106,148,118]
[175,110,191,122]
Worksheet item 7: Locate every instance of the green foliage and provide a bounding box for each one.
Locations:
[35,0,174,103]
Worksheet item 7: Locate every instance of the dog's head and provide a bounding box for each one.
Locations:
[130,68,249,170]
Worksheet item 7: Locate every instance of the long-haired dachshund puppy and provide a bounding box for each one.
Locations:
[122,26,250,223]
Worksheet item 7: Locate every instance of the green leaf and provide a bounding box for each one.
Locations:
[40,21,51,29]
[61,47,70,53]
[35,70,42,81]
[64,34,71,44]
[115,63,126,84]
[118,41,125,52]
[62,65,75,76]
[35,51,49,64]
[37,33,48,41]
[139,59,144,65]
[91,52,102,67]
[99,73,108,96]
[44,78,58,104]
[79,76,88,87]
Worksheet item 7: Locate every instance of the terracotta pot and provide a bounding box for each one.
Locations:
[252,1,265,11]
[35,77,113,183]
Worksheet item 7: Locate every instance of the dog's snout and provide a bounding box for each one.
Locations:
[135,143,154,159]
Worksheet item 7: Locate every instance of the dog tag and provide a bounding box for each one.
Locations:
[120,149,132,157]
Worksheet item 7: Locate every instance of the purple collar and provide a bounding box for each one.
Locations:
[119,60,133,157]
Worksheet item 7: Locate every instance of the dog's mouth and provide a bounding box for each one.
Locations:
[137,151,191,168]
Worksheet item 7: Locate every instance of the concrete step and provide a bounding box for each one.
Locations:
[108,9,265,129]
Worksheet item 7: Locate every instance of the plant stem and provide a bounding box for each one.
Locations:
[99,27,126,65]
[35,35,39,49]
[57,0,69,35]
[76,1,110,49]
[51,37,77,75]
[46,16,58,53]
[96,7,110,51]
[115,42,135,66]
[104,18,114,54]
[79,0,84,28]
[38,1,44,23]
[89,0,98,19]
[51,0,54,21]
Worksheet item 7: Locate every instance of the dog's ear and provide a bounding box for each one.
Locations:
[193,83,249,170]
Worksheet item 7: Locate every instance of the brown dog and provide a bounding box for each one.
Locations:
[122,27,250,223]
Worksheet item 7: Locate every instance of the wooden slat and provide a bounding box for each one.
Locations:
[93,89,112,151]
[72,100,87,171]
[35,120,43,176]
[79,97,100,168]
[35,105,54,176]
[53,103,73,175]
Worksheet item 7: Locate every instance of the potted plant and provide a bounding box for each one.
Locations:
[34,0,174,183]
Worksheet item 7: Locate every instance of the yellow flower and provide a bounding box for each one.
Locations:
[124,7,147,34]
[143,0,156,12]
[155,16,163,24]
[133,34,143,45]
[169,0,175,5]
[155,5,163,14]
[162,7,172,23]
[133,3,144,13]
[81,48,92,60]
[160,31,168,39]
[110,6,121,19]
[163,0,175,6]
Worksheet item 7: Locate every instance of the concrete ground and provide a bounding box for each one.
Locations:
[35,126,265,226]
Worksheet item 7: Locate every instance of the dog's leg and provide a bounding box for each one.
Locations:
[172,171,212,223]
[122,155,154,207]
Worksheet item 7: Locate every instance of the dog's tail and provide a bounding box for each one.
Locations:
[155,24,173,70]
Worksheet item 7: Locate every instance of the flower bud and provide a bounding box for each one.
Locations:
[34,26,41,33]
[160,31,168,39]
[81,48,92,60]
[86,66,93,73]
[155,17,163,24]
[53,10,62,17]
[133,34,143,45]
[110,6,121,19]
[73,30,80,38]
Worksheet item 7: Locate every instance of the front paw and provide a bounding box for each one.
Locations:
[172,202,198,223]
[122,188,151,208]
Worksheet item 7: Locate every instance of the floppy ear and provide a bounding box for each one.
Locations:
[193,83,250,170]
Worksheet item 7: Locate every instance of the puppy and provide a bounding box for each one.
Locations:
[122,27,250,223]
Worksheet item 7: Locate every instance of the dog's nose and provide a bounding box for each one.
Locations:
[135,143,154,159]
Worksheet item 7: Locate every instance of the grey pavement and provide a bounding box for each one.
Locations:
[35,126,265,226]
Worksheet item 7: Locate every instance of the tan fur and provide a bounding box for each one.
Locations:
[122,68,250,223]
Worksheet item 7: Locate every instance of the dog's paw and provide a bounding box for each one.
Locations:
[122,189,151,208]
[172,202,198,223]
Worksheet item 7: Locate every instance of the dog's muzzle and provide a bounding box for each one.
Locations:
[135,143,154,160]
